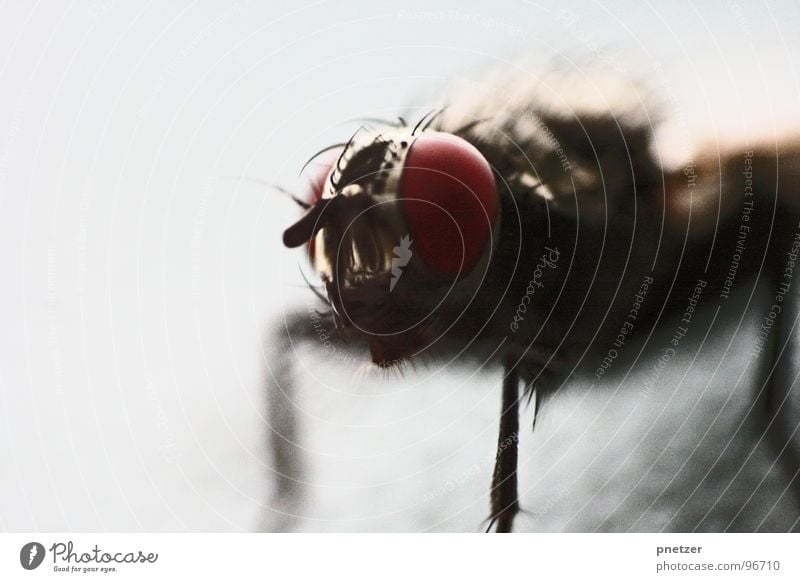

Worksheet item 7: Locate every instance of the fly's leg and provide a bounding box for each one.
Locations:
[262,309,307,531]
[487,360,521,533]
[262,306,356,531]
[758,286,800,513]
[485,346,561,533]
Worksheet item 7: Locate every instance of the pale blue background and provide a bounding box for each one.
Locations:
[1,0,799,531]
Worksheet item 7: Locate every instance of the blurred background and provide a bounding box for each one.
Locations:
[1,0,800,532]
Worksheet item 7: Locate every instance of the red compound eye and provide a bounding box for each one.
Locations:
[399,132,498,277]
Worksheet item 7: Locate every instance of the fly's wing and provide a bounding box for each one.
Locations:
[428,66,662,226]
[417,65,671,369]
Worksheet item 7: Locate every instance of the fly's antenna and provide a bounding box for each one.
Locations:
[411,109,437,136]
[420,106,448,132]
[411,107,448,136]
[344,116,407,128]
[298,142,350,176]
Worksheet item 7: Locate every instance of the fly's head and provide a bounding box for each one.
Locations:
[283,126,500,366]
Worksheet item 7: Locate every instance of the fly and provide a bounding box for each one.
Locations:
[274,68,800,532]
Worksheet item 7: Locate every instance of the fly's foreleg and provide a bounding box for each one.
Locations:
[263,306,357,531]
[487,360,521,533]
[757,283,800,510]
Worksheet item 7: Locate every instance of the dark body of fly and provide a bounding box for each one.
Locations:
[275,69,800,532]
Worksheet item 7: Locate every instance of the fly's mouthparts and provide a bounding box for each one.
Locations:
[315,202,406,294]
